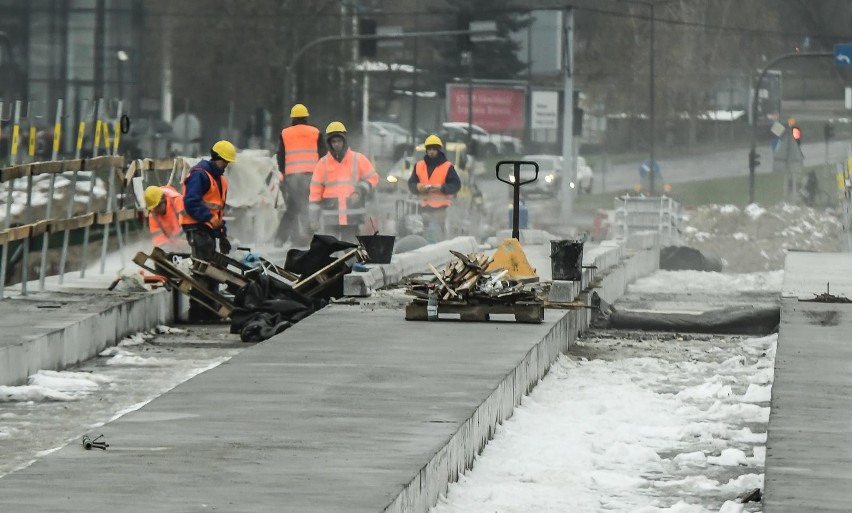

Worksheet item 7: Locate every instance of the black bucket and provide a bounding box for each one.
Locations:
[357,235,396,264]
[550,240,584,281]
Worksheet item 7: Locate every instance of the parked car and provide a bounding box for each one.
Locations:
[510,154,594,197]
[514,154,562,197]
[363,121,411,160]
[440,122,523,157]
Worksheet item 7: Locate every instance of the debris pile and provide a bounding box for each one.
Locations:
[404,250,544,323]
[407,250,538,303]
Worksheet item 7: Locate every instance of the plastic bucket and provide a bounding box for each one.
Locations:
[357,235,396,264]
[550,240,584,281]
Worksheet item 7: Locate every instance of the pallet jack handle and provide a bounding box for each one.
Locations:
[496,160,539,240]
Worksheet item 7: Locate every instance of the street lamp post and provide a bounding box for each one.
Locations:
[461,51,474,152]
[620,0,656,194]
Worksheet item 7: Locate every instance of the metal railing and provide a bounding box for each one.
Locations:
[612,195,682,246]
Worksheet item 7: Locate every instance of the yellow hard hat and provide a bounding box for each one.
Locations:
[211,140,237,162]
[424,134,443,148]
[325,121,347,135]
[144,186,164,211]
[290,103,309,118]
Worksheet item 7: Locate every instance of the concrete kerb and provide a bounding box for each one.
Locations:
[344,236,479,297]
[0,289,173,386]
[386,312,574,513]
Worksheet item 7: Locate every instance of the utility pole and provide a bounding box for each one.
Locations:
[560,8,574,226]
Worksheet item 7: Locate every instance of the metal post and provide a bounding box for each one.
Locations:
[512,163,521,240]
[648,2,656,195]
[466,51,474,152]
[0,165,13,298]
[362,72,371,159]
[80,98,104,278]
[59,99,93,284]
[10,100,21,165]
[112,101,125,263]
[100,101,123,273]
[560,9,575,225]
[39,99,63,290]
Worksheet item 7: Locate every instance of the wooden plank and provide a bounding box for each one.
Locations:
[47,213,96,233]
[113,209,140,222]
[28,161,65,176]
[30,220,52,237]
[0,225,32,244]
[96,212,115,224]
[62,159,84,172]
[0,165,30,182]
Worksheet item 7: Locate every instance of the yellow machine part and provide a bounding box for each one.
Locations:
[487,238,538,279]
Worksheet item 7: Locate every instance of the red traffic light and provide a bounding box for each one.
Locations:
[791,126,802,141]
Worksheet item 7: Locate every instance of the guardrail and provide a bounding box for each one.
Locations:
[0,156,186,298]
[611,195,682,246]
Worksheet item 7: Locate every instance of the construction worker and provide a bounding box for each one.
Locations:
[309,121,379,242]
[144,185,188,253]
[408,134,461,242]
[178,140,236,322]
[274,103,324,247]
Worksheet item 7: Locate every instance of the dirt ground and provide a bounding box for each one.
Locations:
[680,203,844,272]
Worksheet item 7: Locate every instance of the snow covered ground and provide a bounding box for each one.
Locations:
[431,270,781,513]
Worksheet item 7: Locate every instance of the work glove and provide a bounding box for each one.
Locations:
[417,183,427,193]
[219,237,231,255]
[209,218,224,230]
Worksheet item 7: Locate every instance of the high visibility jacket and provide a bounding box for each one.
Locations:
[309,149,378,225]
[281,124,321,176]
[178,167,228,230]
[148,186,186,247]
[415,160,454,208]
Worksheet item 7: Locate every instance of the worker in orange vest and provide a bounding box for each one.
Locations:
[275,103,324,247]
[144,185,189,253]
[308,121,379,242]
[407,134,461,242]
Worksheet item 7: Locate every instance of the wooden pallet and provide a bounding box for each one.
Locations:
[405,299,544,324]
[133,248,234,318]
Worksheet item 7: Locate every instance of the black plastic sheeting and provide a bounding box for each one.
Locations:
[660,246,723,272]
[591,293,780,335]
[229,235,357,343]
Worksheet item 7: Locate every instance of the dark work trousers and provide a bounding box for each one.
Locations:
[276,173,313,246]
[185,229,220,321]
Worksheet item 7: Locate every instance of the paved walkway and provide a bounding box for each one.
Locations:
[764,252,852,512]
[0,303,570,512]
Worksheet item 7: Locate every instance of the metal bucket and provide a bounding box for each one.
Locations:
[550,240,584,281]
[357,235,396,264]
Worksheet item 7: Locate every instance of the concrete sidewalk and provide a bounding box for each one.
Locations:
[0,236,660,512]
[764,252,852,512]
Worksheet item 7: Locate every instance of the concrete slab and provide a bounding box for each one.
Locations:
[0,305,574,513]
[0,288,172,386]
[764,252,852,511]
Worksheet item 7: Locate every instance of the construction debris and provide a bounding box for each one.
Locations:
[405,250,544,323]
[134,235,367,341]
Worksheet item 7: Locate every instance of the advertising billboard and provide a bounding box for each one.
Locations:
[447,84,526,131]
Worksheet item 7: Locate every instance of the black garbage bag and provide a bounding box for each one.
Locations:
[285,234,358,275]
[230,274,327,343]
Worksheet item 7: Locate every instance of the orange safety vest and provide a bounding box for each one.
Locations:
[281,124,321,175]
[309,149,378,225]
[178,167,228,229]
[415,160,454,208]
[148,186,186,247]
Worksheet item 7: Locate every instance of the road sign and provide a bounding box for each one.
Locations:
[834,44,852,67]
[639,160,660,178]
[469,21,498,43]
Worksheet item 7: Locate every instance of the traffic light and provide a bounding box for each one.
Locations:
[791,125,802,145]
[749,149,761,169]
[824,122,835,141]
